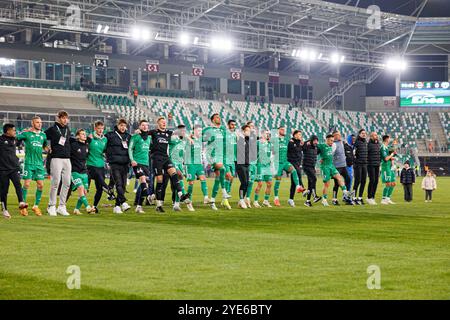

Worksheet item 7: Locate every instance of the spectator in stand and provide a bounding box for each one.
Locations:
[133,88,138,104]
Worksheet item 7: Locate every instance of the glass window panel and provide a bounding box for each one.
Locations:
[15,60,29,78]
[45,63,54,80]
[55,64,63,81]
[33,61,41,79]
[107,68,117,85]
[227,79,241,94]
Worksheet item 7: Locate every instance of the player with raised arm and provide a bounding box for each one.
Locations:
[169,124,189,212]
[253,130,273,208]
[17,116,47,216]
[129,120,152,214]
[150,117,191,213]
[202,114,231,211]
[224,120,237,199]
[317,134,351,206]
[70,129,96,215]
[185,125,210,211]
[272,125,304,207]
[87,120,115,214]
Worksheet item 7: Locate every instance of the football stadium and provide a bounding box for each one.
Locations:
[0,0,449,302]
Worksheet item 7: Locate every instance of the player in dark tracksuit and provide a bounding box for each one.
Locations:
[287,130,305,207]
[150,116,191,213]
[302,135,321,207]
[105,118,132,214]
[0,124,28,219]
[353,129,368,205]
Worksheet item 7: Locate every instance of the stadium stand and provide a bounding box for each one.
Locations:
[370,112,431,149]
[439,112,450,149]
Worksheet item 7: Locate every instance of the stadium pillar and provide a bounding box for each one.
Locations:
[137,69,142,89]
[240,53,244,68]
[203,49,208,64]
[70,33,81,44]
[395,74,401,108]
[117,39,127,55]
[448,55,450,81]
[163,44,169,60]
[24,28,32,45]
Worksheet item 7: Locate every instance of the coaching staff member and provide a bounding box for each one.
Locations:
[45,110,71,216]
[105,118,132,214]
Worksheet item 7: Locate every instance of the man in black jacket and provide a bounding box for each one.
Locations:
[45,110,71,216]
[353,129,368,205]
[287,130,305,207]
[302,135,321,207]
[367,132,381,205]
[0,124,28,219]
[105,118,132,214]
[236,125,257,209]
[400,161,415,202]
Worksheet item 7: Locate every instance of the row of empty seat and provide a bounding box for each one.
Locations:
[88,93,146,124]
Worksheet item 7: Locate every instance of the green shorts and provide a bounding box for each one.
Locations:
[321,165,339,183]
[22,164,46,181]
[186,164,205,181]
[256,165,273,182]
[224,163,236,176]
[275,162,293,178]
[174,163,185,176]
[249,164,257,182]
[71,172,89,191]
[381,168,396,183]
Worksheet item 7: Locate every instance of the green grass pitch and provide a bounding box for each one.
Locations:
[0,177,449,300]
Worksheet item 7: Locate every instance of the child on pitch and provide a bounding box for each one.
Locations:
[422,170,437,202]
[400,161,415,202]
[70,129,96,215]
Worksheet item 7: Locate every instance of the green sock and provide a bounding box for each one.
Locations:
[219,168,226,189]
[264,194,270,201]
[274,180,281,197]
[382,187,388,198]
[35,189,43,206]
[323,194,328,199]
[81,196,89,208]
[22,188,28,202]
[212,177,220,198]
[247,181,254,199]
[224,180,230,193]
[76,198,83,210]
[291,169,300,186]
[254,192,260,202]
[340,185,347,191]
[388,186,395,198]
[200,180,208,197]
[187,184,194,200]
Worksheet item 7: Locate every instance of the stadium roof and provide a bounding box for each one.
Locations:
[0,0,448,71]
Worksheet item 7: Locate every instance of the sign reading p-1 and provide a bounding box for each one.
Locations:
[94,54,109,68]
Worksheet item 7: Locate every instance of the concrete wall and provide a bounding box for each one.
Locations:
[343,83,366,111]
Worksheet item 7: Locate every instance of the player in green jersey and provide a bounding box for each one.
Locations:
[185,125,210,211]
[316,134,351,206]
[169,124,189,211]
[87,120,115,214]
[17,116,48,216]
[272,126,302,207]
[224,119,237,197]
[129,120,152,214]
[253,130,273,208]
[203,114,231,210]
[380,134,397,205]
